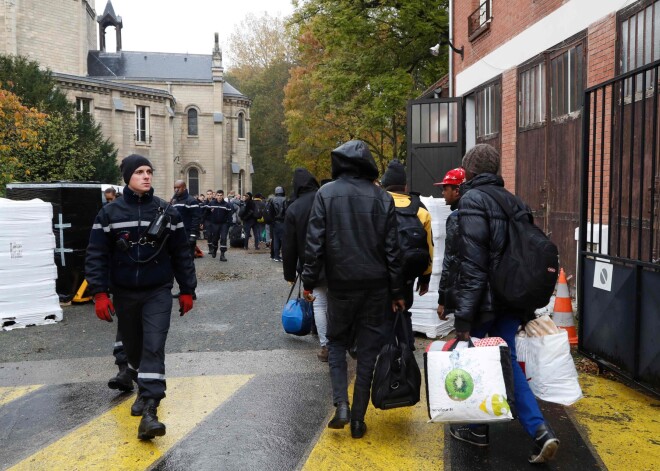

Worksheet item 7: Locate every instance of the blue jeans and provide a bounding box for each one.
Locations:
[471,314,545,437]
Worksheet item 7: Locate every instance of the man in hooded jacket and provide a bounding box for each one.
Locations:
[302,140,405,439]
[283,168,329,361]
[452,144,560,464]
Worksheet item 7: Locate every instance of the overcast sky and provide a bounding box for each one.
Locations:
[102,0,294,61]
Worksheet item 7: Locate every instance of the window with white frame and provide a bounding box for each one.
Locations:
[187,108,198,136]
[550,44,584,119]
[519,63,546,128]
[136,105,150,143]
[76,97,91,114]
[475,82,500,138]
[238,112,245,139]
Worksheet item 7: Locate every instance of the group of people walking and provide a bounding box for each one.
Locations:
[85,141,559,465]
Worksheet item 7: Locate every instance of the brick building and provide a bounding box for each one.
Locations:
[1,0,252,197]
[447,0,660,278]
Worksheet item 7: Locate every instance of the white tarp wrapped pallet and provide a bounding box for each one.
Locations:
[0,198,62,330]
[411,196,454,338]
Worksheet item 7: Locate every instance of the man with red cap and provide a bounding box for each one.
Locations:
[86,154,196,440]
[435,167,466,320]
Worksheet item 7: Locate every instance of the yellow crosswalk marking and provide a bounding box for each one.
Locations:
[302,382,444,470]
[8,375,252,471]
[573,373,660,471]
[0,385,43,407]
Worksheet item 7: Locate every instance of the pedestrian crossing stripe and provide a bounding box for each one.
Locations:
[0,385,43,408]
[7,375,253,471]
[302,383,444,470]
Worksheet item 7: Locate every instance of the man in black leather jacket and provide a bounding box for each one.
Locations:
[302,140,405,439]
[451,144,560,464]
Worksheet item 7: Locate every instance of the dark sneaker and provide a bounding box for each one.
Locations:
[108,366,136,392]
[219,254,227,262]
[328,402,350,429]
[529,423,560,463]
[131,395,146,416]
[137,399,166,440]
[449,425,489,447]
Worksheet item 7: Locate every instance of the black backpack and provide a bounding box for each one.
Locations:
[371,309,421,410]
[477,185,559,310]
[395,195,431,280]
[263,200,276,224]
[253,200,266,222]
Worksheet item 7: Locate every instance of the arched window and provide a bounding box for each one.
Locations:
[238,170,245,196]
[238,112,245,139]
[187,108,198,136]
[188,168,199,196]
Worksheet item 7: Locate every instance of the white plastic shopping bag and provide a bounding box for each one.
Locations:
[425,340,515,423]
[516,330,582,405]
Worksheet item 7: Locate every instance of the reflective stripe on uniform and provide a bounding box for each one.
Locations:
[138,372,166,380]
[113,341,123,348]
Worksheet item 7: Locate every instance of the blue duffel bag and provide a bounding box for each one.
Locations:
[281,275,314,336]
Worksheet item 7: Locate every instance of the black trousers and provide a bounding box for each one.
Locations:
[243,220,259,249]
[113,286,172,401]
[113,330,128,366]
[208,222,230,254]
[326,287,389,421]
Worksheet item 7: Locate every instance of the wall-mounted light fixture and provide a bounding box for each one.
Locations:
[430,37,464,60]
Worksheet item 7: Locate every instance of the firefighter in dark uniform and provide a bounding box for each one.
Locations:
[172,179,201,298]
[206,190,233,261]
[86,154,197,440]
[172,179,202,261]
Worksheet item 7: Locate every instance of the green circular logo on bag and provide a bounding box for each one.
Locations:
[445,368,474,401]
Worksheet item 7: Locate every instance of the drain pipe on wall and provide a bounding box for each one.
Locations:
[448,0,454,97]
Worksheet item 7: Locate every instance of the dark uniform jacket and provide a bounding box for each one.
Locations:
[85,186,197,295]
[454,173,530,332]
[207,199,233,224]
[172,189,202,237]
[302,141,403,296]
[283,169,320,282]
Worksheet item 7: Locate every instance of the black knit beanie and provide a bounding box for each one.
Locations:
[120,154,153,184]
[380,160,406,189]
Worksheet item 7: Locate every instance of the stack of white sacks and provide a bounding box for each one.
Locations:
[410,196,454,338]
[0,198,62,330]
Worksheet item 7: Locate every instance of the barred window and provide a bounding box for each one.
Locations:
[476,82,500,137]
[188,168,199,196]
[550,44,583,119]
[519,63,546,128]
[621,0,660,96]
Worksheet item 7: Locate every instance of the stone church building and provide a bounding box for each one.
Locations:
[1,0,253,197]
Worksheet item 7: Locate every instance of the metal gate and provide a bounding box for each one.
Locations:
[579,59,660,396]
[406,98,463,197]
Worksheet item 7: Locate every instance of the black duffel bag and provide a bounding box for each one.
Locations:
[371,308,421,410]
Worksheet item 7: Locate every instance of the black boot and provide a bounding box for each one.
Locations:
[131,394,146,416]
[328,401,350,429]
[219,252,227,262]
[137,399,166,440]
[108,364,136,392]
[350,420,367,439]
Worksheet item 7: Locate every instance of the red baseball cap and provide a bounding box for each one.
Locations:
[434,167,466,186]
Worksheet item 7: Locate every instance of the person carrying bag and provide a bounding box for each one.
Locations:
[281,274,314,336]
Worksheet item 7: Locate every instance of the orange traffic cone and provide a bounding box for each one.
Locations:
[551,268,578,346]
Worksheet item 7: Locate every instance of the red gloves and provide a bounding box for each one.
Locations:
[302,290,316,302]
[179,294,193,316]
[94,293,115,322]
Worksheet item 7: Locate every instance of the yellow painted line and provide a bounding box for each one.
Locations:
[0,385,43,407]
[572,373,660,471]
[302,381,443,470]
[8,374,253,471]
